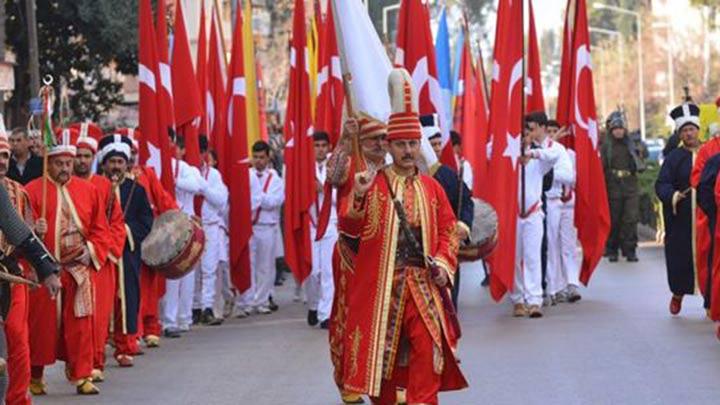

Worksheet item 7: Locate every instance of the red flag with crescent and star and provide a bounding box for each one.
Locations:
[570,0,610,285]
[395,0,456,170]
[486,0,523,301]
[284,0,315,284]
[226,0,253,292]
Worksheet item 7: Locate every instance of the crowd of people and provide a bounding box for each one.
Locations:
[1,72,718,405]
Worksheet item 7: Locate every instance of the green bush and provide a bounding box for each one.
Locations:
[638,161,662,230]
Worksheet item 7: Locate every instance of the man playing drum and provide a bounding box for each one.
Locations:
[420,114,474,309]
[161,137,208,335]
[99,135,154,368]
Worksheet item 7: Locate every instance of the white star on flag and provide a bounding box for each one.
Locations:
[503,132,521,170]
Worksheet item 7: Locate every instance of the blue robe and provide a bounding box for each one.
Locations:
[655,147,695,296]
[118,178,153,334]
[696,154,720,306]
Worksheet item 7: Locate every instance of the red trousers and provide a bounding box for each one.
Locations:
[5,284,31,405]
[113,295,139,357]
[139,266,162,337]
[29,270,94,381]
[93,263,116,370]
[371,296,442,405]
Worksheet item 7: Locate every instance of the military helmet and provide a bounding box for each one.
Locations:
[606,110,626,131]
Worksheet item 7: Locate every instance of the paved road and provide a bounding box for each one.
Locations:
[34,245,720,404]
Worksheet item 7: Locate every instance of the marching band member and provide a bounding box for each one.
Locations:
[306,132,337,329]
[26,129,111,395]
[71,127,127,379]
[99,135,153,368]
[194,141,228,325]
[512,112,560,318]
[161,137,208,335]
[235,141,284,316]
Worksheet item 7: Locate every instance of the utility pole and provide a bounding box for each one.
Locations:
[26,0,41,97]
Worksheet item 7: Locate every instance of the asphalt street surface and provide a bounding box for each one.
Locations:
[34,245,720,404]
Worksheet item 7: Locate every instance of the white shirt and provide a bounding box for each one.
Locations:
[173,158,207,216]
[310,156,338,238]
[459,158,474,192]
[201,165,228,225]
[518,143,560,215]
[249,167,284,225]
[542,138,576,199]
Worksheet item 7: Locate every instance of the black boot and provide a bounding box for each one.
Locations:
[626,251,639,262]
[307,310,318,326]
[268,296,279,312]
[192,308,202,325]
[319,319,329,329]
[202,308,223,326]
[608,253,619,263]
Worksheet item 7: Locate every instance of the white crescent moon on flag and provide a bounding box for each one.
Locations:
[574,45,599,149]
[502,59,523,170]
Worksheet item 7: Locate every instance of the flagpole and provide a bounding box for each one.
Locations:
[520,0,527,216]
[329,0,362,169]
[39,76,54,222]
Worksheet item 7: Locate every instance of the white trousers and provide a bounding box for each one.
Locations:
[162,266,197,329]
[193,223,222,310]
[236,224,278,308]
[546,200,580,295]
[306,229,337,322]
[511,212,544,306]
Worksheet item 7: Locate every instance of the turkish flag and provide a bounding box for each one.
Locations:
[526,0,545,113]
[138,0,174,196]
[315,7,344,148]
[395,0,456,169]
[256,61,269,143]
[453,36,488,198]
[284,0,315,284]
[486,0,523,301]
[570,0,611,285]
[226,1,253,293]
[556,0,575,128]
[155,0,176,140]
[208,8,228,176]
[197,0,208,138]
[172,0,202,168]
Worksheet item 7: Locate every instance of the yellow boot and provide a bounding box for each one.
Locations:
[341,390,365,404]
[145,334,160,348]
[29,378,47,396]
[396,388,407,405]
[76,378,100,395]
[91,368,105,383]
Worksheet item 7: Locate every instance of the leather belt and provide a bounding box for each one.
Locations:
[611,169,632,178]
[395,256,425,269]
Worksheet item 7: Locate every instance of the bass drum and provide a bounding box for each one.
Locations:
[458,198,498,262]
[141,210,205,279]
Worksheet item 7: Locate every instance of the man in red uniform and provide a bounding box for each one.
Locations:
[26,129,111,395]
[339,69,467,404]
[326,113,388,405]
[71,129,127,379]
[117,128,177,345]
[0,128,47,405]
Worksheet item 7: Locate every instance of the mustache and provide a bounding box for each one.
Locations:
[401,154,414,161]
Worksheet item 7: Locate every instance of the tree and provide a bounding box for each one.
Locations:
[5,0,138,126]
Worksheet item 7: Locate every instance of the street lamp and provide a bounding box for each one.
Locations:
[594,2,646,140]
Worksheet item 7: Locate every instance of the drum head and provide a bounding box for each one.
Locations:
[141,210,194,267]
[472,198,498,243]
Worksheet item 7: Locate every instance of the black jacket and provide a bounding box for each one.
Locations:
[7,155,44,185]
